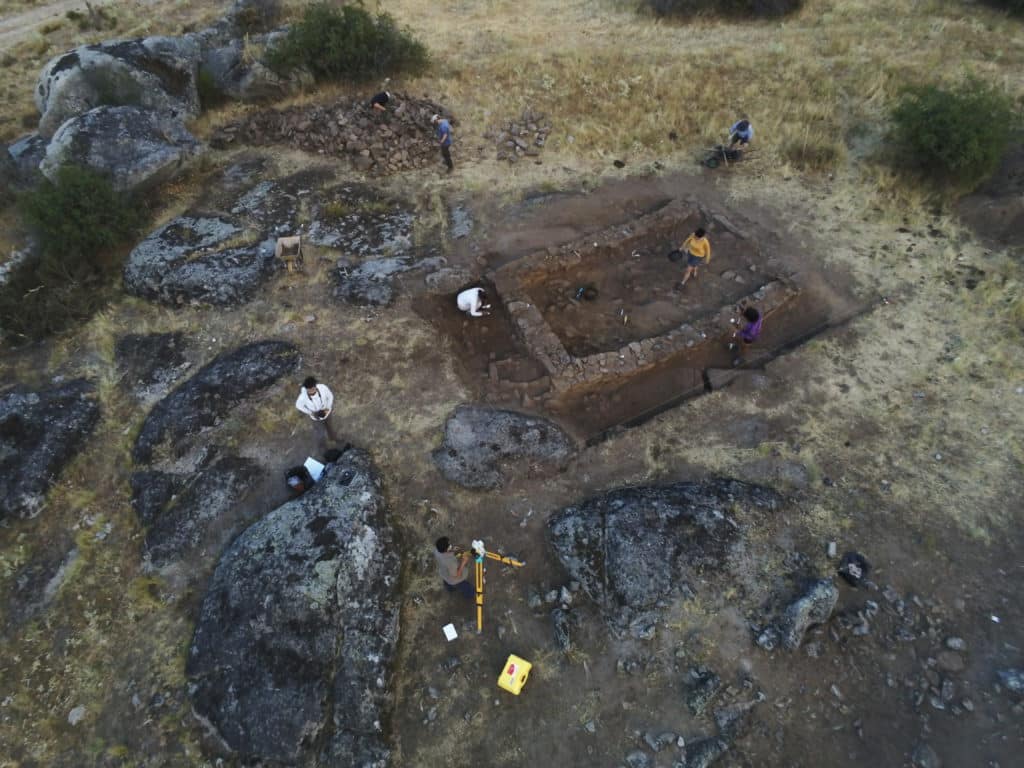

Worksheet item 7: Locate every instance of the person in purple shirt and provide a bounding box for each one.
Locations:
[728,306,762,363]
[432,114,454,172]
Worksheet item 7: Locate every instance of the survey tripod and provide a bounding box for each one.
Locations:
[469,540,524,634]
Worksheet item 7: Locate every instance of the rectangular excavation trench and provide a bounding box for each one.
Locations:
[425,197,851,441]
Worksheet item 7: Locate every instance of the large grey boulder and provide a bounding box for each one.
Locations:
[186,450,400,766]
[123,215,275,306]
[548,480,781,637]
[132,341,299,464]
[0,379,101,520]
[131,452,260,567]
[35,36,201,137]
[333,253,446,306]
[40,105,202,192]
[432,405,575,489]
[200,30,312,103]
[6,134,47,185]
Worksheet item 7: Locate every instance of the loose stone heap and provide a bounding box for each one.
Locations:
[484,107,551,164]
[210,94,452,174]
[187,450,400,766]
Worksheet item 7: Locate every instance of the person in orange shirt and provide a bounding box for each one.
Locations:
[679,227,711,288]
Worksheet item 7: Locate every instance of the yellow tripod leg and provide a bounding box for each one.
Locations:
[475,558,484,634]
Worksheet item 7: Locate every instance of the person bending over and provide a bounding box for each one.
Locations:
[370,91,391,112]
[729,119,754,149]
[457,286,491,317]
[434,537,473,598]
[728,306,763,363]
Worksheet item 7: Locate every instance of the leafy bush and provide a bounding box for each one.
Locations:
[645,0,803,17]
[0,166,144,343]
[889,78,1016,189]
[979,0,1024,14]
[267,3,428,82]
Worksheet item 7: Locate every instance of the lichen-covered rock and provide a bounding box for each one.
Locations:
[548,480,781,636]
[0,379,101,519]
[684,737,730,768]
[333,253,446,306]
[35,36,201,137]
[776,579,838,650]
[307,184,415,255]
[200,30,312,102]
[131,453,260,567]
[186,450,399,766]
[997,668,1024,697]
[6,133,47,184]
[40,106,202,192]
[123,215,275,306]
[132,341,299,464]
[432,405,575,490]
[115,332,188,393]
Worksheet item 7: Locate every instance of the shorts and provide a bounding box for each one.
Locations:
[444,579,474,599]
[687,253,705,267]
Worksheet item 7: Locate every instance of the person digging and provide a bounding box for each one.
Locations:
[727,305,763,366]
[678,227,711,289]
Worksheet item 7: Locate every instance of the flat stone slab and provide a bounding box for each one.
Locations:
[432,404,575,489]
[131,452,260,567]
[186,450,399,766]
[0,379,101,520]
[132,340,299,464]
[548,479,781,637]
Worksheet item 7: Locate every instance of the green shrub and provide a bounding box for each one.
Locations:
[889,78,1016,189]
[197,66,228,110]
[0,166,145,343]
[267,3,428,82]
[644,0,803,17]
[979,0,1024,14]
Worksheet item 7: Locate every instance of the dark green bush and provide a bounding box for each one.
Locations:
[979,0,1024,14]
[197,66,228,110]
[267,3,428,82]
[889,78,1016,189]
[645,0,803,17]
[0,166,145,343]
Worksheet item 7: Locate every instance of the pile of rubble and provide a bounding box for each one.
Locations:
[210,94,451,174]
[484,108,551,163]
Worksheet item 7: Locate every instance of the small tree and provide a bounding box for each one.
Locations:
[267,3,428,82]
[889,78,1016,189]
[1,165,144,343]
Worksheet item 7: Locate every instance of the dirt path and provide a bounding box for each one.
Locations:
[0,0,107,46]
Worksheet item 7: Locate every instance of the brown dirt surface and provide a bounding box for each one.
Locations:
[1,0,1024,766]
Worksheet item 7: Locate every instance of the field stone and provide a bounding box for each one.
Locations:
[132,341,299,464]
[552,607,572,650]
[131,452,260,567]
[548,480,780,635]
[997,668,1024,696]
[686,667,722,716]
[40,105,202,192]
[911,742,942,768]
[684,737,730,768]
[432,405,575,490]
[186,450,399,766]
[777,579,839,650]
[35,36,202,137]
[0,379,100,520]
[123,215,275,306]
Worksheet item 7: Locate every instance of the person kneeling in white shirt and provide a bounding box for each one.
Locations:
[456,287,491,317]
[295,376,339,447]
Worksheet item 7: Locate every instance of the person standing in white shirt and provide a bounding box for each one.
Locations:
[456,287,491,317]
[295,376,339,445]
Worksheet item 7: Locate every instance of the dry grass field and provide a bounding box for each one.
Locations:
[1,1,1023,766]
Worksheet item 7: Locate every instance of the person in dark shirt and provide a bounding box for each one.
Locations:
[370,91,391,112]
[432,114,454,172]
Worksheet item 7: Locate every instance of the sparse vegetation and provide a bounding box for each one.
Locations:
[232,0,283,33]
[980,0,1024,14]
[889,78,1016,190]
[0,166,144,343]
[266,2,428,82]
[644,0,803,17]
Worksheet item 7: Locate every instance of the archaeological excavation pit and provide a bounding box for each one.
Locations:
[429,192,860,441]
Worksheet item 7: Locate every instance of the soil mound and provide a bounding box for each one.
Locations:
[957,142,1024,246]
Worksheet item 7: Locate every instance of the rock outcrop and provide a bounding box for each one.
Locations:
[333,253,446,306]
[432,405,575,489]
[0,379,101,519]
[200,29,312,103]
[186,450,400,766]
[123,215,275,306]
[131,452,260,567]
[39,105,202,191]
[548,479,781,636]
[35,37,201,137]
[132,341,299,464]
[756,579,839,652]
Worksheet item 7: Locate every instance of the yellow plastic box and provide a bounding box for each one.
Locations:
[497,654,532,695]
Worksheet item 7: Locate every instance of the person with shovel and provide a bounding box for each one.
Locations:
[679,227,711,289]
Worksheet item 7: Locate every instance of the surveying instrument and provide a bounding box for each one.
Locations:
[469,539,524,634]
